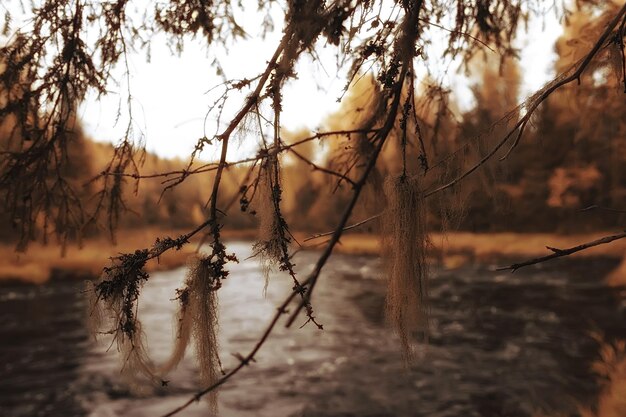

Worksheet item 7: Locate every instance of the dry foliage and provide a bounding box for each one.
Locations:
[581,339,626,417]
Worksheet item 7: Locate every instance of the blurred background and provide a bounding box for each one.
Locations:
[1,1,626,417]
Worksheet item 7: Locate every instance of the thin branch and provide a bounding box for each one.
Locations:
[418,17,496,53]
[303,213,381,242]
[208,39,287,222]
[288,148,357,187]
[580,205,626,214]
[496,231,626,272]
[285,2,423,328]
[499,3,626,159]
[94,129,377,184]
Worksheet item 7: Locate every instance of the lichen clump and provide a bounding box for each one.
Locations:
[382,175,429,360]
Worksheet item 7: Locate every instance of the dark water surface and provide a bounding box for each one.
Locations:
[1,241,625,417]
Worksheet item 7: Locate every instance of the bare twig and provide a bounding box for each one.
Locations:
[288,147,357,187]
[418,17,496,53]
[499,3,626,159]
[303,213,381,242]
[580,205,626,214]
[94,129,377,184]
[496,231,626,272]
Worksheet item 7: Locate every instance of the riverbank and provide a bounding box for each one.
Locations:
[1,228,625,284]
[0,228,199,284]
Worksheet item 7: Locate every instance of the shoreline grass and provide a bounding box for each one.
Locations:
[0,228,200,284]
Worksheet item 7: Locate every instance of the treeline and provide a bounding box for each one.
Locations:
[438,5,626,232]
[0,125,257,242]
[1,5,624,245]
[283,4,626,234]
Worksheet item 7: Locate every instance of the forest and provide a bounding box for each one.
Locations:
[2,4,624,239]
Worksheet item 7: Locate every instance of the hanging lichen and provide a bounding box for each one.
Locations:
[158,284,193,377]
[181,255,221,412]
[382,174,429,361]
[253,154,285,292]
[84,280,103,342]
[84,257,162,392]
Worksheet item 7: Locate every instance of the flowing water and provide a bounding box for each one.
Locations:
[1,241,625,417]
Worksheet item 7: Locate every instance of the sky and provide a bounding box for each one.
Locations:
[3,2,565,160]
[78,2,349,161]
[79,34,349,161]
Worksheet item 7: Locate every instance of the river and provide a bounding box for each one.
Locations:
[1,241,625,417]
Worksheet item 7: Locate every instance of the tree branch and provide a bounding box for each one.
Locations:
[496,231,626,272]
[303,213,381,242]
[285,0,424,329]
[288,147,357,187]
[425,3,626,197]
[580,205,626,214]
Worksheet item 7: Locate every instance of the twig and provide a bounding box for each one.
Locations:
[288,148,357,187]
[207,38,288,222]
[418,17,496,53]
[580,205,626,214]
[499,3,626,160]
[303,213,381,242]
[95,129,377,183]
[496,231,626,272]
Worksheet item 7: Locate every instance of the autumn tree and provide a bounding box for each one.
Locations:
[1,0,626,415]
